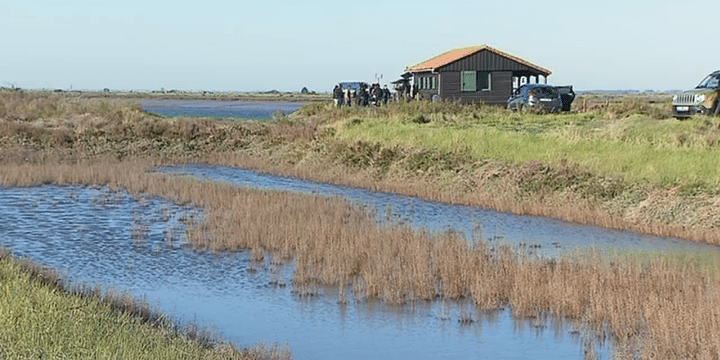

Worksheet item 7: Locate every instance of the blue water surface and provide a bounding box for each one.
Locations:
[138,99,304,119]
[0,184,608,360]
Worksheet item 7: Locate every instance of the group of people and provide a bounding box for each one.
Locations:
[332,83,392,107]
[394,80,418,102]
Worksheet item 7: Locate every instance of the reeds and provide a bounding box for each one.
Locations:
[3,91,719,245]
[3,91,720,358]
[1,160,718,358]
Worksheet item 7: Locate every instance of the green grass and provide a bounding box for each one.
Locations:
[0,249,287,359]
[331,106,720,189]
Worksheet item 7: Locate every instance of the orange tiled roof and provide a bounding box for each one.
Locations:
[406,45,551,75]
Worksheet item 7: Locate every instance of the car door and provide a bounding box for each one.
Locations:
[508,86,527,110]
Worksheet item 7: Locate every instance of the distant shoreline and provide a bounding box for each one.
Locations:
[4,88,331,102]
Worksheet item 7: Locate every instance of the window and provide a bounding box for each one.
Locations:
[478,72,491,91]
[461,71,476,92]
[461,71,491,92]
[708,76,719,89]
[697,74,714,88]
[417,76,437,90]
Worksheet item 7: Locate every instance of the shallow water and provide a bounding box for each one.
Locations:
[158,164,720,259]
[0,185,603,359]
[138,99,304,119]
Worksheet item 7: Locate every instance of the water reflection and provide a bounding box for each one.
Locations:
[158,164,720,258]
[0,185,602,359]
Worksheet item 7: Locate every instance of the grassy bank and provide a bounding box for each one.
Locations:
[0,247,290,360]
[288,99,720,244]
[318,100,717,186]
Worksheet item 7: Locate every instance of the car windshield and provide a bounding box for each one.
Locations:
[696,74,719,89]
[530,86,559,98]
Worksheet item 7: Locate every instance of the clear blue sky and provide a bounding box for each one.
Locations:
[3,0,719,92]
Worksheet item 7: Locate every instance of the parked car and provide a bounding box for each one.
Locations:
[508,84,564,113]
[556,85,576,112]
[672,70,720,119]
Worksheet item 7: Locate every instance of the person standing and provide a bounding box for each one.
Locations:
[333,84,343,107]
[344,84,352,107]
[372,84,383,106]
[355,84,363,106]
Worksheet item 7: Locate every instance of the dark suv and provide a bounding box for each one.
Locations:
[672,70,720,119]
[508,84,564,113]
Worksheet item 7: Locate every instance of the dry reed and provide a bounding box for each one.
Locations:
[1,91,717,245]
[2,92,720,358]
[1,159,718,358]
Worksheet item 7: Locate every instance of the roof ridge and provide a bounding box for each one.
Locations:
[406,45,486,72]
[406,45,550,75]
[482,46,551,75]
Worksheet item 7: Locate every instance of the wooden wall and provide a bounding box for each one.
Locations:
[439,49,548,75]
[438,71,512,104]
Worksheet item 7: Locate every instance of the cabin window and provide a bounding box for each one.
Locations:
[478,72,491,91]
[418,76,437,90]
[461,71,476,92]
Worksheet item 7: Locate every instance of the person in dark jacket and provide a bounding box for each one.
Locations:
[333,84,343,107]
[382,85,390,105]
[371,84,382,106]
[355,84,364,106]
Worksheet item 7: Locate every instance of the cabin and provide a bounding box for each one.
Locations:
[406,45,551,104]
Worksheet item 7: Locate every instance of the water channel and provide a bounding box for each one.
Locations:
[138,99,304,119]
[2,166,718,359]
[160,164,720,258]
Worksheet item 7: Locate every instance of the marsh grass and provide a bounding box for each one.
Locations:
[332,109,720,186]
[3,91,720,358]
[1,160,719,358]
[293,100,720,244]
[3,91,719,244]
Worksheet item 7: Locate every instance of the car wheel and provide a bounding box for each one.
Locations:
[714,101,720,116]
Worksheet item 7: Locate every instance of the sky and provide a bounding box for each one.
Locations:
[3,0,720,92]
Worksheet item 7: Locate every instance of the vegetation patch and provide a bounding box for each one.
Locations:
[0,247,290,360]
[3,91,720,358]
